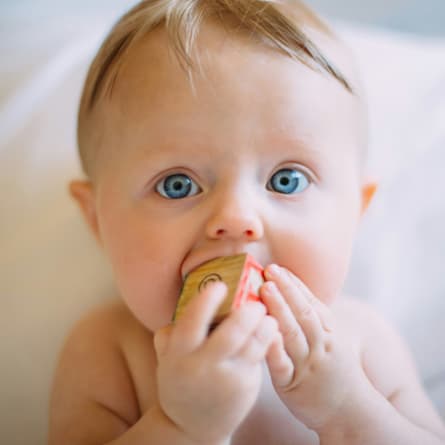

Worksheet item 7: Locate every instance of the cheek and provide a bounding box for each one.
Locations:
[99,212,185,330]
[273,209,359,304]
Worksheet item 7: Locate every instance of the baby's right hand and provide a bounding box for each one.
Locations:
[154,282,279,445]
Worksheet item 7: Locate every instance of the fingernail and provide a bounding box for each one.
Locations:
[266,264,281,279]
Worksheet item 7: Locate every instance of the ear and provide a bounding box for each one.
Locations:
[69,180,102,246]
[360,178,378,216]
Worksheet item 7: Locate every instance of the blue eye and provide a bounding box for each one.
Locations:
[156,174,201,199]
[268,168,310,194]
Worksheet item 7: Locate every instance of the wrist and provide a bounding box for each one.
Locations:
[315,376,379,442]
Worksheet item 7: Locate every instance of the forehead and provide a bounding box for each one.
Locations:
[94,23,364,165]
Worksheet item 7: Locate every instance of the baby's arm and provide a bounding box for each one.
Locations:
[49,284,278,445]
[318,303,445,445]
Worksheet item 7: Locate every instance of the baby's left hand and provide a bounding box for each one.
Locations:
[261,264,369,431]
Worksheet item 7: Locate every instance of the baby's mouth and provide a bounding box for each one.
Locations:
[180,244,268,282]
[181,252,257,281]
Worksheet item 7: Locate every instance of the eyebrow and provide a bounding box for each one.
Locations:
[265,128,321,152]
[137,125,323,155]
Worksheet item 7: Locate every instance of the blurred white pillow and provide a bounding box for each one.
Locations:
[340,25,445,412]
[0,18,444,445]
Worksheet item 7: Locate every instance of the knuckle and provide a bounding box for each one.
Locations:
[322,314,335,332]
[252,332,266,351]
[310,342,328,363]
[282,326,302,343]
[282,282,295,295]
[324,341,333,354]
[300,305,314,320]
[307,294,318,306]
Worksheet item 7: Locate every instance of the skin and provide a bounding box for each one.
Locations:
[49,23,445,445]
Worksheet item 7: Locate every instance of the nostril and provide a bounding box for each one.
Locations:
[245,230,254,237]
[216,229,225,236]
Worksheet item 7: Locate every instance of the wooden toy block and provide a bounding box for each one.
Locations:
[174,253,264,326]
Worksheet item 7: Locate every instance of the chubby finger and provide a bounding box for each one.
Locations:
[261,281,309,364]
[170,281,227,354]
[205,301,266,359]
[266,332,294,388]
[281,268,334,333]
[235,315,279,364]
[265,265,325,353]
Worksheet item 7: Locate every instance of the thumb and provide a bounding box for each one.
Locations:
[266,333,294,389]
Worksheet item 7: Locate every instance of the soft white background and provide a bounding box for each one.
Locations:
[1,2,445,445]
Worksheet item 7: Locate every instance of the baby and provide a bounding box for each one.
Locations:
[49,1,445,444]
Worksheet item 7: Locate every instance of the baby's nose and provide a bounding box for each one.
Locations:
[205,201,264,241]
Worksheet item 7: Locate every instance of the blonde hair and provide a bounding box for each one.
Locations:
[78,0,352,178]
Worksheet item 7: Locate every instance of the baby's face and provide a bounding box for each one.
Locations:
[87,25,369,331]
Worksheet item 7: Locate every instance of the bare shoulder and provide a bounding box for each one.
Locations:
[49,299,157,444]
[331,297,380,332]
[331,297,419,395]
[333,297,445,437]
[332,297,414,394]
